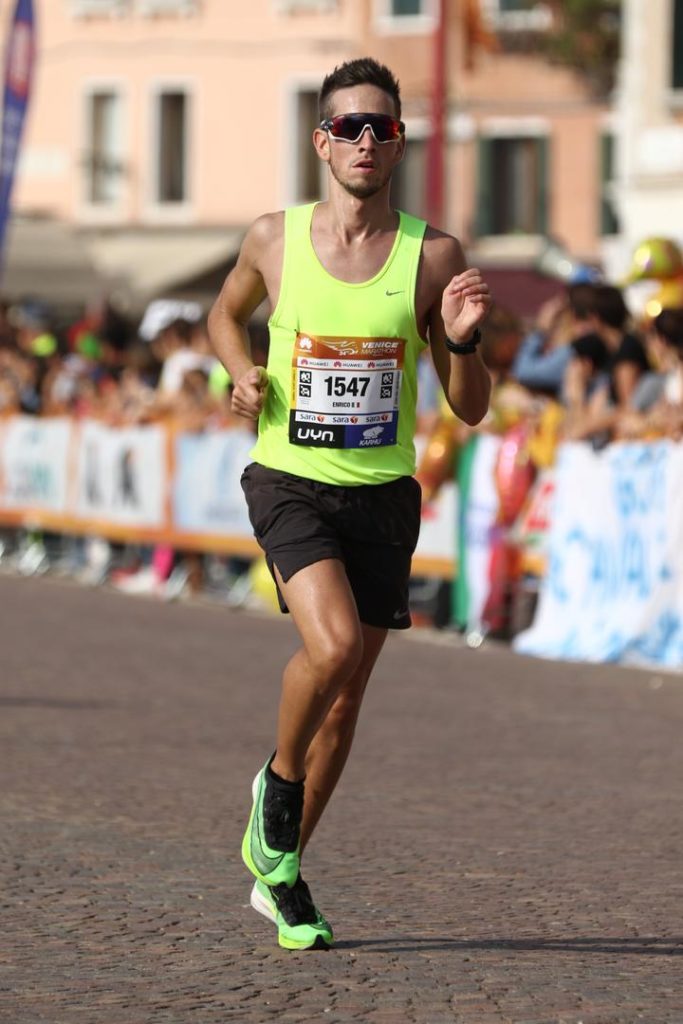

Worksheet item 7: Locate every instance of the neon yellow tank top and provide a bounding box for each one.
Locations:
[251,202,428,486]
[250,202,428,483]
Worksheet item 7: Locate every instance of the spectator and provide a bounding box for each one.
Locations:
[561,286,650,445]
[616,308,683,440]
[591,284,650,407]
[156,317,214,397]
[511,283,598,396]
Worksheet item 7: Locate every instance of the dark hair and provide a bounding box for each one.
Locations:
[570,332,609,371]
[165,317,194,344]
[593,285,629,330]
[567,283,597,321]
[654,308,683,350]
[319,58,401,120]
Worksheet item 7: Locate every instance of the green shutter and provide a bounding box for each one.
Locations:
[392,0,422,14]
[536,136,549,235]
[600,133,619,236]
[673,0,683,89]
[476,137,494,237]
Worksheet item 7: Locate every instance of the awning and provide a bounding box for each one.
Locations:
[86,226,243,313]
[2,216,106,308]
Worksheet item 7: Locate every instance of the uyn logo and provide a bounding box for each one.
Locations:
[297,427,334,443]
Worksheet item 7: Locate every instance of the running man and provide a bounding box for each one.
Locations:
[208,57,492,950]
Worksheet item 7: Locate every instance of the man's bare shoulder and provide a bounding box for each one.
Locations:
[241,211,285,265]
[417,225,467,301]
[422,226,466,276]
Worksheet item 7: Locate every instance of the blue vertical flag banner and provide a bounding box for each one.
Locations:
[0,0,35,271]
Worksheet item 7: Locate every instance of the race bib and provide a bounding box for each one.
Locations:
[289,333,405,449]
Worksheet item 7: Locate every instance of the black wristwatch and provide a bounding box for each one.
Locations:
[444,328,482,355]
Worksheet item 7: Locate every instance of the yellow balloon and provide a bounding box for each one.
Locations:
[248,556,281,614]
[627,237,683,282]
[644,278,683,319]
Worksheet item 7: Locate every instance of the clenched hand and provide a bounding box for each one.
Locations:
[232,365,269,420]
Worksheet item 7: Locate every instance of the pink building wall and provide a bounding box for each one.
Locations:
[8,0,611,304]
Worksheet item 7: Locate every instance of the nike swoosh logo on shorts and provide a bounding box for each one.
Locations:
[393,609,409,620]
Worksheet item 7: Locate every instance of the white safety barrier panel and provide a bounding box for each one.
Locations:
[515,440,683,667]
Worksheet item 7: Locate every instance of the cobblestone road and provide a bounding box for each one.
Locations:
[1,575,683,1023]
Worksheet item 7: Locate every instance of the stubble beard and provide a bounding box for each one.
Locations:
[329,160,392,200]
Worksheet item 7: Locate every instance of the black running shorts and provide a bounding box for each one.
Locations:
[240,462,422,630]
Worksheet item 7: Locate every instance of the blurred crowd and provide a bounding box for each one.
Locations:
[420,280,683,455]
[0,298,252,433]
[0,268,681,621]
[0,274,680,448]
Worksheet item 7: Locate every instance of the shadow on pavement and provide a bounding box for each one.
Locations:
[335,936,683,955]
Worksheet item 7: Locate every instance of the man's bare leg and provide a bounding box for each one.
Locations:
[299,623,387,852]
[269,558,366,784]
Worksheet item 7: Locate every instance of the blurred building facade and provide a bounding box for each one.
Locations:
[5,0,620,316]
[611,0,683,278]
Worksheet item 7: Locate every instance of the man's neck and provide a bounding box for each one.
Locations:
[317,184,398,244]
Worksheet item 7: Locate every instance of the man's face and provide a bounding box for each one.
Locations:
[315,84,405,200]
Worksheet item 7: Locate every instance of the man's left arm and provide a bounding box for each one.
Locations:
[424,235,492,425]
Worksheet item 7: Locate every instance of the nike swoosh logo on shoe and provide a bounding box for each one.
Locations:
[250,774,286,875]
[252,819,285,874]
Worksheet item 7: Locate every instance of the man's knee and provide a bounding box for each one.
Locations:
[308,630,364,689]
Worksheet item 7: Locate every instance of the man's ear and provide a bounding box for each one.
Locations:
[312,127,331,163]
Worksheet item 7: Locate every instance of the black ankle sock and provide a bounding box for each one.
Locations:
[267,759,304,789]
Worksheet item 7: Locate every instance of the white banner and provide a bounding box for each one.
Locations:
[461,432,502,630]
[172,428,255,536]
[515,441,683,667]
[74,420,166,527]
[416,481,457,565]
[0,415,71,512]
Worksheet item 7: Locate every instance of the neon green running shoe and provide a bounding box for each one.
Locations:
[241,760,302,888]
[250,876,333,951]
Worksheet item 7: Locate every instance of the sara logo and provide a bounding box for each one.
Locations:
[359,426,385,447]
[350,417,358,423]
[299,337,313,351]
[317,416,325,422]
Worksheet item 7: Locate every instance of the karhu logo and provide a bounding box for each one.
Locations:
[359,425,385,447]
[297,427,334,443]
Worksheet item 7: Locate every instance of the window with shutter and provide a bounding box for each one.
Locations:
[155,91,189,204]
[673,0,683,90]
[476,135,549,236]
[84,90,125,205]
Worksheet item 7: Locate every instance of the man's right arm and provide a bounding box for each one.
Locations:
[207,214,276,420]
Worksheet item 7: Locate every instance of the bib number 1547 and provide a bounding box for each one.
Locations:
[323,375,370,398]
